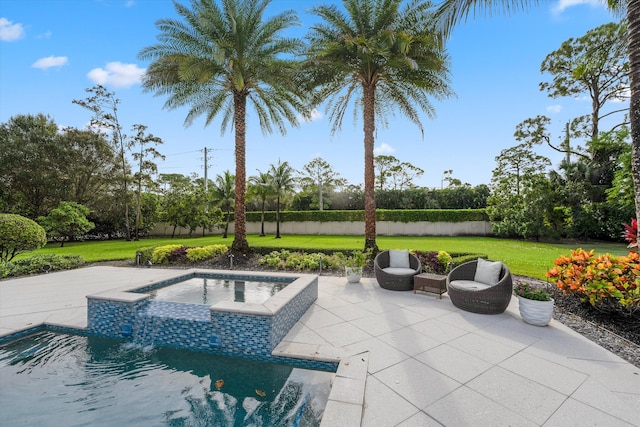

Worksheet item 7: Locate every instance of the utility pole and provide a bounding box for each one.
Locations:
[202,147,213,212]
[204,147,209,195]
[563,122,571,165]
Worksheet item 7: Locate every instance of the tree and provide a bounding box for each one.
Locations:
[158,174,193,237]
[304,0,454,251]
[139,0,305,253]
[73,85,134,240]
[129,124,164,240]
[38,202,95,247]
[492,143,551,197]
[0,114,71,218]
[59,128,118,207]
[269,160,295,238]
[211,171,235,238]
[488,143,554,239]
[300,157,346,210]
[248,170,274,236]
[0,214,47,262]
[374,155,425,190]
[540,21,629,140]
[515,116,630,202]
[435,0,640,244]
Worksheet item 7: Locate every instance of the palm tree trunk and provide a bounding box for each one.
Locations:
[260,199,265,236]
[363,83,378,252]
[231,93,250,253]
[629,0,640,240]
[223,206,230,238]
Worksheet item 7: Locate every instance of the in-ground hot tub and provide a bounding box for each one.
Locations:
[86,270,318,358]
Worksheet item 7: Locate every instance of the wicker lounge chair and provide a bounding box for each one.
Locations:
[446,259,513,314]
[374,250,422,291]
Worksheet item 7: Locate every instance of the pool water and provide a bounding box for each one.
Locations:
[0,331,333,426]
[146,277,290,305]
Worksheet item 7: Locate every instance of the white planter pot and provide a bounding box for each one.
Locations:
[518,296,554,326]
[345,267,363,283]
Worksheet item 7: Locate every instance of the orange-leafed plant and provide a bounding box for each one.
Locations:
[547,249,640,316]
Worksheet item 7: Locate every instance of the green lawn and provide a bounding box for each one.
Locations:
[23,234,629,280]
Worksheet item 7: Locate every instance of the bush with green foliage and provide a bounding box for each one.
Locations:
[136,246,156,263]
[1,254,84,278]
[412,250,454,273]
[259,250,353,271]
[38,201,95,247]
[186,244,228,262]
[0,214,47,262]
[152,244,188,264]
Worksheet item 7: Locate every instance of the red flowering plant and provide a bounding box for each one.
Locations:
[623,218,638,250]
[547,249,640,316]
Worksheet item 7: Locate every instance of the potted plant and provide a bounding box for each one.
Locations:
[514,282,554,326]
[345,251,367,283]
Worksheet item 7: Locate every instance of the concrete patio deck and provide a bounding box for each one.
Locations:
[1,266,639,426]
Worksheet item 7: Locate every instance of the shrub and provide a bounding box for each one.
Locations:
[136,246,156,264]
[1,254,84,278]
[437,251,453,272]
[0,214,47,262]
[547,249,640,316]
[169,246,188,262]
[186,244,228,262]
[152,244,188,264]
[259,250,347,271]
[38,201,95,247]
[623,218,638,249]
[413,250,453,274]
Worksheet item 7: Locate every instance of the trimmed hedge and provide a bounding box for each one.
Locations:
[240,209,488,223]
[0,254,84,279]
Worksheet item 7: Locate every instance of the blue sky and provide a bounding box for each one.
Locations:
[0,0,619,189]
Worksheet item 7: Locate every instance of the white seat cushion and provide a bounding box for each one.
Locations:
[449,280,491,291]
[474,259,502,285]
[383,267,416,276]
[389,250,410,268]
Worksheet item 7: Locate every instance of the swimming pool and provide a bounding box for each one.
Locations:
[0,331,333,426]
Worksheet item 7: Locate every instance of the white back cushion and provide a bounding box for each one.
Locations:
[389,250,410,268]
[474,258,502,285]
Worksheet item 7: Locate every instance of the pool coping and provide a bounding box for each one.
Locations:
[87,268,318,317]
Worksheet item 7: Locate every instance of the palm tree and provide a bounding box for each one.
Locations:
[269,160,296,238]
[303,0,454,251]
[211,170,235,238]
[247,170,274,236]
[436,0,640,240]
[139,0,306,253]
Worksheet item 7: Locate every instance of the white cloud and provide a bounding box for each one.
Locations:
[552,0,603,15]
[36,30,52,39]
[374,142,395,155]
[32,55,68,70]
[125,0,136,7]
[546,104,562,114]
[611,87,630,103]
[0,18,25,42]
[87,62,146,88]
[298,108,324,123]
